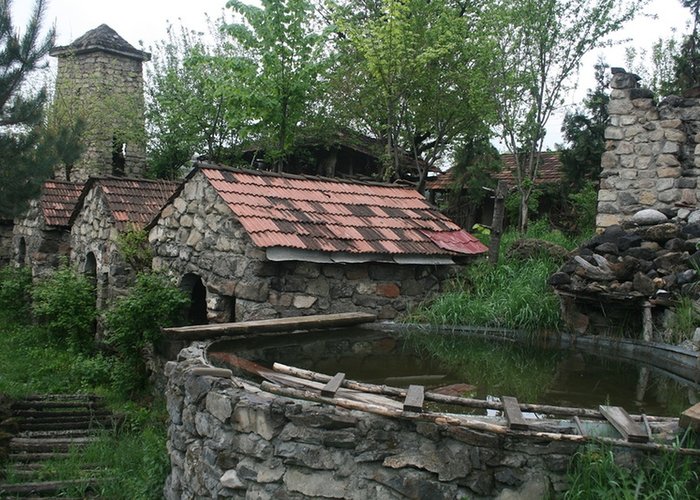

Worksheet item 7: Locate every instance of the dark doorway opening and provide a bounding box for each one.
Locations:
[17,238,26,266]
[181,273,208,325]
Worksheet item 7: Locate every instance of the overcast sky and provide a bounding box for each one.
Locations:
[12,0,694,148]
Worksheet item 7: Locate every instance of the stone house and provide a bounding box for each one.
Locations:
[69,177,178,309]
[148,164,487,323]
[11,181,83,277]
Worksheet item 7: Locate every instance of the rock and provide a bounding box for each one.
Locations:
[632,272,656,296]
[632,209,668,225]
[677,269,697,285]
[496,474,551,500]
[617,233,642,251]
[548,272,571,286]
[595,242,619,255]
[220,470,245,489]
[689,210,700,225]
[635,223,680,243]
[681,223,700,238]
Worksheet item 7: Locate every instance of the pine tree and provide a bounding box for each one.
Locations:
[0,0,55,217]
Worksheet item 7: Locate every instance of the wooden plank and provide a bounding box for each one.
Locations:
[679,402,700,432]
[573,416,585,436]
[403,385,424,412]
[599,405,649,443]
[502,396,529,430]
[321,372,345,398]
[162,312,377,340]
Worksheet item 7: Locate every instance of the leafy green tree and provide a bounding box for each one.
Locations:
[226,0,329,172]
[559,61,609,191]
[493,0,646,232]
[624,36,682,96]
[676,0,700,91]
[329,0,498,190]
[146,19,254,178]
[0,0,54,217]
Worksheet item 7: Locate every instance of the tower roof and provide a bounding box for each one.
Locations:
[50,24,150,61]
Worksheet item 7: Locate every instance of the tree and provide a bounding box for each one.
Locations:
[329,0,498,191]
[0,0,54,217]
[226,0,329,172]
[559,60,609,191]
[493,0,646,232]
[146,19,254,178]
[676,0,700,91]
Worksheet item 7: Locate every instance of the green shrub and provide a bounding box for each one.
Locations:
[31,265,96,351]
[567,181,598,235]
[104,272,189,396]
[667,296,700,344]
[0,265,32,322]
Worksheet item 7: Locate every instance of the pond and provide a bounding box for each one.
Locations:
[208,326,699,417]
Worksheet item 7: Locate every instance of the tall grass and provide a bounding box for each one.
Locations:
[565,444,700,499]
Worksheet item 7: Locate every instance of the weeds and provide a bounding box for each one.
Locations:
[565,444,700,499]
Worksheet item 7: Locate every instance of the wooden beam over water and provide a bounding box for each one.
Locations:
[599,405,649,443]
[162,312,377,341]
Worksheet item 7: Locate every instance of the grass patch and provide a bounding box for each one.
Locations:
[565,443,700,499]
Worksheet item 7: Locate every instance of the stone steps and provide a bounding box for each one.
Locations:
[0,394,114,498]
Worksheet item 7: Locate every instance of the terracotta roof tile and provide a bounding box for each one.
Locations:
[202,168,487,257]
[427,152,564,191]
[40,181,83,227]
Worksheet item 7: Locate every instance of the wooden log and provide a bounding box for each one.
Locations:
[679,402,700,432]
[321,373,346,398]
[403,385,424,413]
[599,405,649,443]
[641,414,653,440]
[162,312,377,340]
[573,416,585,436]
[258,381,700,456]
[502,396,528,430]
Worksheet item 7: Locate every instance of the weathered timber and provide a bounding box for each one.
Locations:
[321,373,345,398]
[642,414,653,440]
[190,367,232,378]
[259,381,700,455]
[502,396,529,430]
[680,402,700,431]
[599,405,649,443]
[403,385,424,412]
[270,362,675,422]
[163,312,377,340]
[573,416,585,436]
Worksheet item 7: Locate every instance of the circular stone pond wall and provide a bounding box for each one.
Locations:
[163,339,682,499]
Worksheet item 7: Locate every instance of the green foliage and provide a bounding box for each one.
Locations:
[493,0,647,231]
[0,0,55,217]
[31,264,96,351]
[565,444,700,499]
[0,265,32,323]
[567,181,598,235]
[625,36,683,96]
[667,296,700,344]
[116,225,153,273]
[104,272,189,395]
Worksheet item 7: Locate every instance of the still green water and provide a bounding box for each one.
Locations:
[209,327,698,417]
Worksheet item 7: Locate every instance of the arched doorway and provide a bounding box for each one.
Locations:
[17,238,26,266]
[181,273,208,325]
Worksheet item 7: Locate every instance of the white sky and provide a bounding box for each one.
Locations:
[12,0,694,149]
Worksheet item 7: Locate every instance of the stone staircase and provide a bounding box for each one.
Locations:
[0,394,115,498]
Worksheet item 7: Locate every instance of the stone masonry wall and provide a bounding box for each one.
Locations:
[149,171,456,323]
[598,68,700,229]
[71,188,133,309]
[11,200,71,278]
[164,343,576,499]
[53,52,147,182]
[0,221,15,266]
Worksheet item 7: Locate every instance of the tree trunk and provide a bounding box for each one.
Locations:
[489,181,507,265]
[518,191,529,233]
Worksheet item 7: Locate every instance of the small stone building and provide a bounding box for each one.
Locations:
[597,68,700,229]
[50,24,150,182]
[148,164,487,323]
[70,177,178,308]
[11,181,83,277]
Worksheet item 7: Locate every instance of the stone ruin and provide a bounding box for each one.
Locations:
[550,208,700,338]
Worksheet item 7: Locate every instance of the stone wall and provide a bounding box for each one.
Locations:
[71,188,132,309]
[149,171,456,323]
[11,200,71,278]
[53,51,147,182]
[0,221,14,266]
[164,343,575,499]
[598,68,700,229]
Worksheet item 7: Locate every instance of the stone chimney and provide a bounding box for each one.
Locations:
[597,68,700,230]
[50,24,151,182]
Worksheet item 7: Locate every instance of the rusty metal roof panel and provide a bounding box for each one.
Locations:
[201,167,486,258]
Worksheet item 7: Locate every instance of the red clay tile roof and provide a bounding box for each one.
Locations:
[202,167,487,257]
[71,177,179,230]
[427,152,563,191]
[41,181,83,227]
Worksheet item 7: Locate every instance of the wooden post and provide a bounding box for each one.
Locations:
[642,301,653,342]
[489,181,507,265]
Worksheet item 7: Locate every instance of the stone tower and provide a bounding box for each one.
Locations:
[50,25,151,182]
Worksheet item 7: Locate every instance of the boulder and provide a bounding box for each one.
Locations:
[631,209,667,225]
[634,223,680,243]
